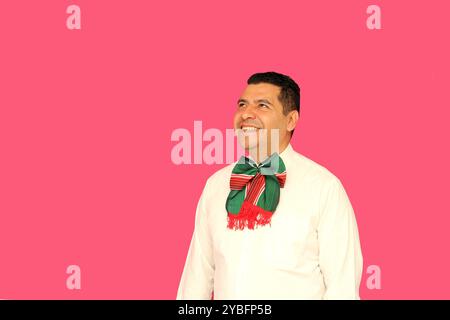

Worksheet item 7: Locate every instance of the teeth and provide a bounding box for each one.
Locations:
[242,127,258,132]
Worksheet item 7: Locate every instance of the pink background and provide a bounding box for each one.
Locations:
[1,0,449,299]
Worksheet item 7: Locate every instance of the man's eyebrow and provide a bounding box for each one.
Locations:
[237,98,273,105]
[256,99,273,105]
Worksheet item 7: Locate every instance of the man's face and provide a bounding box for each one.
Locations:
[233,83,296,156]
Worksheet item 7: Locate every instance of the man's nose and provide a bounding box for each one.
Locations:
[241,105,257,120]
[242,112,256,120]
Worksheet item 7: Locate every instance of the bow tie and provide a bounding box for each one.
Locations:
[225,153,287,230]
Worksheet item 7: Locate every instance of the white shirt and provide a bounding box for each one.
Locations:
[177,143,363,300]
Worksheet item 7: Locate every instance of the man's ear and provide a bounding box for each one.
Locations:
[287,110,299,132]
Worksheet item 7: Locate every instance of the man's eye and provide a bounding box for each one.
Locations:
[238,104,245,108]
[259,104,268,108]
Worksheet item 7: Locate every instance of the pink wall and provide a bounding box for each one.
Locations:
[1,0,449,299]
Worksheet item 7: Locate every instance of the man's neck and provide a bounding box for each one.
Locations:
[247,141,290,164]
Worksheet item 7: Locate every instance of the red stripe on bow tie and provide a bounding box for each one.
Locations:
[230,172,287,191]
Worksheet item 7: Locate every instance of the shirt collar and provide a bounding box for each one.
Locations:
[279,143,293,160]
[245,143,294,164]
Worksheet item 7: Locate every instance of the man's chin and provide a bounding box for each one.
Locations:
[237,139,258,151]
[243,143,272,157]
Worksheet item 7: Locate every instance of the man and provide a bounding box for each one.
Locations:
[177,72,363,299]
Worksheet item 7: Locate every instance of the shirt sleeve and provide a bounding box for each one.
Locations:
[176,178,215,300]
[317,177,363,300]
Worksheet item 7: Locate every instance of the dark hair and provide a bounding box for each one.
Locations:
[247,71,300,115]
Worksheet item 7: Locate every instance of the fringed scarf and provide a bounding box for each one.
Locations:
[225,153,286,230]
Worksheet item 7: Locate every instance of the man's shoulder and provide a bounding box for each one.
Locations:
[288,148,343,187]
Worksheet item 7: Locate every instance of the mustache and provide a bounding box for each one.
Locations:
[238,122,261,127]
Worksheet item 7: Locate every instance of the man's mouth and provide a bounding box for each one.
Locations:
[240,125,260,132]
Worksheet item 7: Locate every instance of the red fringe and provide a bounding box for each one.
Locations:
[227,200,273,230]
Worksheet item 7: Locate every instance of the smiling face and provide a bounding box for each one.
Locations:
[233,83,298,161]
